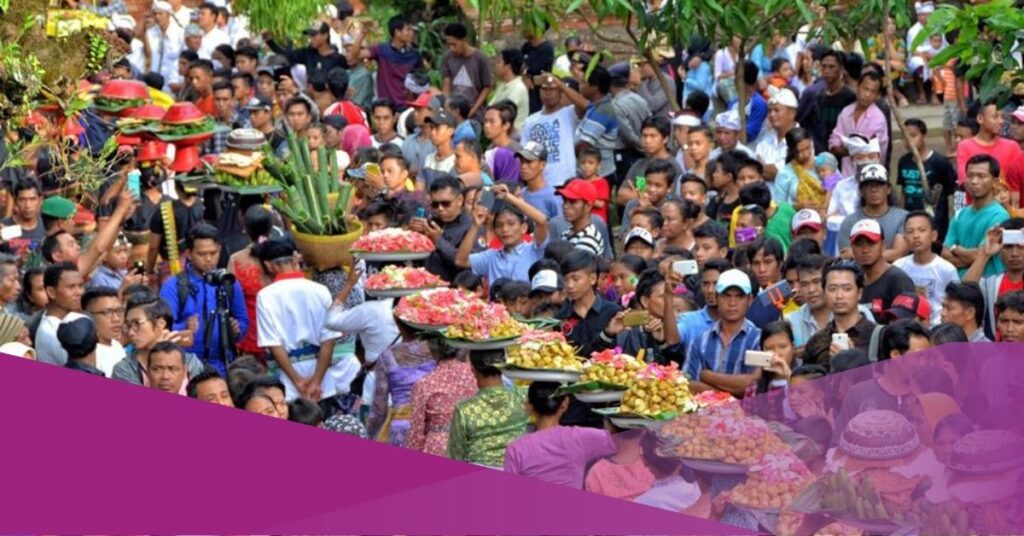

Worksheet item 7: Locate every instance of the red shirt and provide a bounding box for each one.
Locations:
[195,94,216,116]
[587,177,611,223]
[998,275,1024,297]
[323,100,369,130]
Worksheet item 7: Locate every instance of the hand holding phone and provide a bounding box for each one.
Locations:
[1003,229,1024,245]
[622,310,650,328]
[1,225,22,241]
[127,169,142,199]
[478,188,497,212]
[672,259,699,276]
[832,333,850,351]
[744,350,773,368]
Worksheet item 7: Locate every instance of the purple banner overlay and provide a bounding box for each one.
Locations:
[0,354,742,535]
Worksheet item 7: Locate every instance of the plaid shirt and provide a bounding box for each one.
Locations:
[201,114,237,156]
[684,319,761,382]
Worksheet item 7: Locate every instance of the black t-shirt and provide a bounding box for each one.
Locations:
[809,87,856,153]
[707,196,741,225]
[896,151,957,239]
[269,42,349,80]
[148,198,205,260]
[860,265,916,323]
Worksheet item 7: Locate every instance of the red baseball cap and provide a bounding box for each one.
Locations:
[850,219,883,243]
[884,293,931,322]
[557,179,598,204]
[406,92,433,109]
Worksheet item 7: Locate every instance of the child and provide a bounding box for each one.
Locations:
[814,152,842,193]
[455,184,549,284]
[306,123,327,171]
[624,159,676,222]
[557,179,607,257]
[453,270,485,300]
[897,118,957,239]
[577,146,610,224]
[89,234,132,290]
[893,211,958,325]
[585,425,655,500]
[497,281,532,317]
[503,381,616,488]
[630,208,663,239]
[623,227,657,259]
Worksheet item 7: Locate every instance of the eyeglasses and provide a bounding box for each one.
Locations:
[91,307,125,318]
[430,200,454,209]
[126,318,150,332]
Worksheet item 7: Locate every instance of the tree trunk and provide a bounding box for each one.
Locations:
[737,44,748,144]
[647,50,680,112]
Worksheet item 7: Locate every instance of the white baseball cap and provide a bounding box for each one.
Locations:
[530,270,563,294]
[850,219,883,243]
[624,227,656,248]
[791,209,823,233]
[715,269,753,296]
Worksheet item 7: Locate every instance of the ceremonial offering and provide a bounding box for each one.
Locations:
[395,288,480,328]
[726,453,815,511]
[502,330,583,382]
[365,266,446,295]
[792,468,914,531]
[618,362,693,418]
[659,404,787,466]
[557,349,641,402]
[352,229,435,254]
[444,302,526,345]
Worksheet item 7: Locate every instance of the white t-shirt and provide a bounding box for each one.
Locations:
[827,176,860,220]
[713,48,736,80]
[96,340,127,378]
[893,254,960,326]
[35,312,88,367]
[521,106,579,188]
[198,27,230,61]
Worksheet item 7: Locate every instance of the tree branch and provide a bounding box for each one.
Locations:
[575,12,635,47]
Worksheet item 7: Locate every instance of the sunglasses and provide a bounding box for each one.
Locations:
[430,200,455,209]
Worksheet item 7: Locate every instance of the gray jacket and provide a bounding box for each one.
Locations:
[111,350,206,386]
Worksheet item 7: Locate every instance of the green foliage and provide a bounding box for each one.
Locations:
[911,0,1024,104]
[235,0,333,42]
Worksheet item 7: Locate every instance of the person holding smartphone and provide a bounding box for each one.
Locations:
[802,260,879,366]
[599,269,682,367]
[455,183,549,284]
[409,175,471,282]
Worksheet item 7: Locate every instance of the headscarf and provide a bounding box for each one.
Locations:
[487,147,521,184]
[340,124,373,157]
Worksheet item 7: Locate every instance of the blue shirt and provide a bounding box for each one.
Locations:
[453,120,477,146]
[88,266,125,291]
[159,265,250,375]
[683,62,714,103]
[684,319,761,382]
[469,241,546,283]
[746,92,768,143]
[676,306,716,347]
[521,185,563,220]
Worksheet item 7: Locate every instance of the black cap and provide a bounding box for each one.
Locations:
[608,62,631,86]
[424,110,457,128]
[57,317,98,360]
[305,22,330,35]
[322,114,347,131]
[244,94,273,111]
[253,238,298,262]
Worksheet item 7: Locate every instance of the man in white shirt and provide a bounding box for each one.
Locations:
[196,2,229,61]
[168,0,194,29]
[754,87,798,183]
[35,263,86,367]
[255,239,350,403]
[82,287,127,377]
[521,74,578,188]
[827,136,883,220]
[147,1,185,92]
[489,48,530,130]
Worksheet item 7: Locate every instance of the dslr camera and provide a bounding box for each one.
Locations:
[203,269,236,286]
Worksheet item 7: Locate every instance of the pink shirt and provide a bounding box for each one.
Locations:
[829,103,890,178]
[503,426,615,489]
[956,137,1021,184]
[584,457,656,500]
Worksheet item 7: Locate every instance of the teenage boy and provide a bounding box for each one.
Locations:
[963,218,1024,338]
[559,250,620,360]
[419,110,457,190]
[941,282,990,342]
[624,227,656,259]
[676,258,732,348]
[348,15,423,105]
[955,99,1022,184]
[440,22,494,119]
[516,140,562,219]
[707,150,742,224]
[686,124,714,180]
[849,219,916,322]
[897,118,957,240]
[556,179,606,256]
[893,211,959,325]
[624,158,676,222]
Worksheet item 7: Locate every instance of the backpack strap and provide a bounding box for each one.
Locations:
[867,325,885,362]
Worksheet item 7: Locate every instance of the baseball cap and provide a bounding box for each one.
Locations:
[152,0,173,14]
[1012,105,1024,123]
[790,209,823,233]
[858,163,888,184]
[624,227,656,248]
[715,269,753,296]
[850,219,883,243]
[768,87,798,109]
[305,22,330,35]
[244,95,272,111]
[530,270,563,294]
[424,110,456,128]
[406,92,433,109]
[41,196,78,220]
[57,316,98,360]
[515,140,547,162]
[608,62,631,86]
[884,293,931,322]
[556,179,597,204]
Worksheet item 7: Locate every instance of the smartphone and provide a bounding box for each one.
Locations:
[479,189,497,212]
[832,333,851,351]
[415,206,427,219]
[133,260,146,275]
[127,169,142,199]
[635,176,647,193]
[622,310,650,328]
[672,259,699,276]
[1,225,22,241]
[744,350,773,368]
[1004,229,1024,245]
[736,227,758,244]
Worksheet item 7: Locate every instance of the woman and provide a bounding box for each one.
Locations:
[485,146,521,186]
[111,299,203,391]
[504,381,616,488]
[774,128,822,210]
[341,124,373,161]
[610,255,649,306]
[746,321,796,398]
[228,205,275,361]
[585,426,655,500]
[659,199,702,251]
[406,339,477,456]
[791,49,815,97]
[367,319,437,446]
[602,269,683,367]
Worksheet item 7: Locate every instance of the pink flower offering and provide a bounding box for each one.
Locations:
[395,288,481,326]
[352,229,435,253]
[365,266,446,290]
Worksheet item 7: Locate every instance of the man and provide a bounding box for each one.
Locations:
[196,2,229,61]
[255,239,346,406]
[955,99,1022,185]
[229,73,254,127]
[40,187,136,278]
[803,260,879,366]
[202,81,237,155]
[159,224,249,375]
[59,316,104,377]
[516,141,562,219]
[410,175,471,282]
[677,258,732,346]
[402,93,436,176]
[709,110,754,161]
[146,1,185,93]
[35,262,86,366]
[879,318,932,357]
[0,257,21,316]
[848,219,916,322]
[995,291,1024,342]
[574,66,619,180]
[684,269,761,396]
[838,163,910,262]
[348,15,423,105]
[447,349,527,467]
[559,250,620,359]
[944,155,1011,277]
[446,95,479,147]
[635,50,676,118]
[41,195,78,237]
[791,208,825,247]
[941,282,989,342]
[755,88,799,183]
[283,97,314,140]
[786,255,833,351]
[246,95,286,154]
[490,48,529,130]
[440,22,493,120]
[234,46,259,77]
[82,287,126,377]
[608,62,652,185]
[797,49,856,154]
[268,22,348,81]
[322,67,369,130]
[829,71,889,178]
[521,74,579,188]
[370,99,404,149]
[146,341,189,394]
[963,219,1024,338]
[183,24,203,56]
[187,367,235,406]
[3,179,46,254]
[419,110,458,190]
[897,118,957,240]
[187,59,216,116]
[557,179,606,256]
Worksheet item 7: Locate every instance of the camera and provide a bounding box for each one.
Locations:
[203,269,236,286]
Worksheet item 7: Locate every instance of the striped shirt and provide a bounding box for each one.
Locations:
[684,319,762,382]
[576,95,619,178]
[562,223,606,257]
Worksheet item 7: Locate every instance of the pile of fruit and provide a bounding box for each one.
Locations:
[366,266,445,290]
[619,362,693,417]
[352,229,435,253]
[395,288,479,326]
[506,330,582,370]
[775,511,861,536]
[660,404,788,464]
[579,349,643,386]
[445,302,527,341]
[724,453,814,511]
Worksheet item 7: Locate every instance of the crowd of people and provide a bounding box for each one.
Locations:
[3,0,1024,516]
